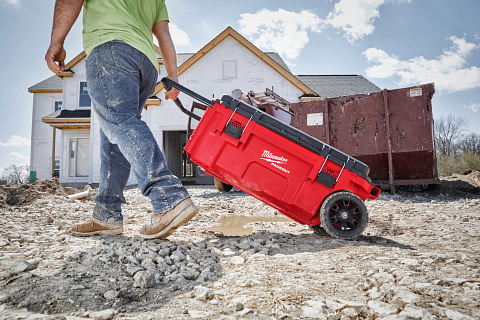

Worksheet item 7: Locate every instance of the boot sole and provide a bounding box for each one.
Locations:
[71,228,124,237]
[138,204,199,239]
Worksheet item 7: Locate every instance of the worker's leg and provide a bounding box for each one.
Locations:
[91,128,131,225]
[86,41,190,220]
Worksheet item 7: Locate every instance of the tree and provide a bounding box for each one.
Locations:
[1,164,30,185]
[458,133,480,156]
[434,115,469,156]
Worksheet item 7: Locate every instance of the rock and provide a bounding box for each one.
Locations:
[0,295,10,303]
[89,309,115,320]
[25,314,51,320]
[302,300,335,319]
[326,299,346,312]
[230,256,245,265]
[133,271,155,288]
[336,299,366,312]
[104,290,120,300]
[126,265,145,276]
[367,287,383,299]
[445,309,475,320]
[236,308,254,316]
[367,300,399,316]
[18,298,33,308]
[433,279,453,286]
[393,290,421,305]
[194,285,214,301]
[398,258,420,267]
[399,304,435,320]
[227,301,241,311]
[376,315,410,320]
[71,285,85,290]
[9,261,35,275]
[187,310,214,319]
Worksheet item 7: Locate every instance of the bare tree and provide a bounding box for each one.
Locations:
[434,115,469,156]
[458,133,480,156]
[1,165,30,185]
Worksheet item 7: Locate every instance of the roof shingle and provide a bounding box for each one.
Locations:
[296,75,381,99]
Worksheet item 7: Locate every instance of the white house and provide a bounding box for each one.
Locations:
[29,27,380,187]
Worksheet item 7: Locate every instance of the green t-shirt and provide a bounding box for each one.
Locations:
[82,0,169,73]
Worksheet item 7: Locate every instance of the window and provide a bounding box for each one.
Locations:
[79,82,91,108]
[54,101,62,112]
[53,160,60,178]
[223,61,237,79]
[68,138,90,177]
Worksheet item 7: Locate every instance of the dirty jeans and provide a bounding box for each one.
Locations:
[85,40,189,225]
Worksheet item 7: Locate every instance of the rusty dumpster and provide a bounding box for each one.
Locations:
[290,83,439,193]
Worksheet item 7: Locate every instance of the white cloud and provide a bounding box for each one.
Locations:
[464,103,480,113]
[0,135,31,147]
[325,0,410,43]
[0,167,3,177]
[237,1,410,60]
[154,23,190,48]
[363,36,480,93]
[326,0,384,43]
[169,23,190,47]
[9,152,29,160]
[238,9,323,59]
[5,0,19,4]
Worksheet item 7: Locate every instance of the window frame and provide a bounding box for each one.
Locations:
[54,100,62,112]
[78,81,91,109]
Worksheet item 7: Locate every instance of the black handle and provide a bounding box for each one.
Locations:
[161,77,215,107]
[162,81,201,121]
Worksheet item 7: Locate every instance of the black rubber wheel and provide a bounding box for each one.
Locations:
[214,178,233,192]
[319,191,368,239]
[309,225,328,235]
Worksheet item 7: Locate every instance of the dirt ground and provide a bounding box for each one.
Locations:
[0,173,479,320]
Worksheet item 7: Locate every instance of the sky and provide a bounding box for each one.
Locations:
[0,0,479,176]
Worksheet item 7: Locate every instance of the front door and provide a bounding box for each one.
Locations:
[163,131,213,185]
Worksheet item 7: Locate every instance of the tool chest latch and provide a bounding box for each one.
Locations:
[317,155,347,188]
[224,108,253,139]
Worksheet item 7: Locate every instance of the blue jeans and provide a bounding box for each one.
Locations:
[86,40,190,225]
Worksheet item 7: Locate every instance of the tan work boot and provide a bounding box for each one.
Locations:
[71,218,124,236]
[138,198,199,239]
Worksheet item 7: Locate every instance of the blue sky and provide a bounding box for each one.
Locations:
[1,0,479,176]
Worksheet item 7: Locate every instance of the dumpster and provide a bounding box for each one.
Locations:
[162,78,380,239]
[290,83,439,193]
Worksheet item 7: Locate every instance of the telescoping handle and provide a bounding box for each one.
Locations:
[161,77,214,121]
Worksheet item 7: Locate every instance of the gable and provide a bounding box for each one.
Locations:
[153,27,316,96]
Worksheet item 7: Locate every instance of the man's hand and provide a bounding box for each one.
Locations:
[46,0,84,73]
[165,77,180,100]
[46,43,67,73]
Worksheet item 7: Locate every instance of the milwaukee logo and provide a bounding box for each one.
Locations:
[260,150,290,174]
[260,150,288,164]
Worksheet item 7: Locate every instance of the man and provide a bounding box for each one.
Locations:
[45,0,198,239]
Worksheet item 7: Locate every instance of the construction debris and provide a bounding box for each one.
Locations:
[0,174,479,319]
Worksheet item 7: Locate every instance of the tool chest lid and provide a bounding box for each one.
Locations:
[219,94,372,183]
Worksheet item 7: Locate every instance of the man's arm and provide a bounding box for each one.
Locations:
[46,0,84,73]
[152,21,180,100]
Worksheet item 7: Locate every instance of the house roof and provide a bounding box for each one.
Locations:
[43,109,91,119]
[153,27,315,96]
[28,75,63,93]
[296,75,381,99]
[42,110,91,130]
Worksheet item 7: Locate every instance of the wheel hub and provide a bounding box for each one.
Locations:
[340,210,349,220]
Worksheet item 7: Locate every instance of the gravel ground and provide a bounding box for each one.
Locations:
[0,174,479,320]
